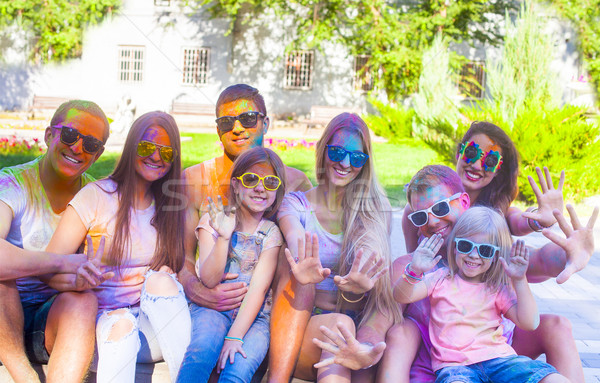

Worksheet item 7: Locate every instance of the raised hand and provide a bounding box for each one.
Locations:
[207,196,236,239]
[75,235,114,291]
[522,167,565,228]
[284,232,331,285]
[313,322,386,370]
[333,249,385,294]
[543,204,598,284]
[410,234,444,275]
[218,338,246,373]
[500,239,529,280]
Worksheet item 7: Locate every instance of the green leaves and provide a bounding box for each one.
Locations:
[0,0,120,63]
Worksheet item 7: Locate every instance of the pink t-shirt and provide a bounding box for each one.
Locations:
[423,267,518,372]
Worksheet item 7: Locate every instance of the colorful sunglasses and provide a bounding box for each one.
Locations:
[52,125,104,154]
[216,111,265,133]
[236,172,282,191]
[408,193,462,227]
[458,141,503,173]
[454,238,499,259]
[326,145,369,168]
[136,140,176,163]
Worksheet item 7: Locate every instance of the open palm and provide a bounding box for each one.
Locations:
[334,248,385,294]
[285,232,331,285]
[207,196,236,239]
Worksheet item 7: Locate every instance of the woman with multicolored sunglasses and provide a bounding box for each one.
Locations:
[46,111,191,382]
[403,121,565,252]
[270,113,402,382]
[395,206,567,383]
[177,147,285,382]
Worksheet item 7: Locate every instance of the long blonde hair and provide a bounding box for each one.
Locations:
[315,113,402,326]
[447,206,511,292]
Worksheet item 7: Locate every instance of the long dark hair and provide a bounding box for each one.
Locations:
[457,121,519,214]
[106,111,184,274]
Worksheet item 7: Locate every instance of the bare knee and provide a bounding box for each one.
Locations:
[386,320,420,346]
[106,310,136,342]
[53,291,98,318]
[145,271,179,296]
[539,314,572,335]
[330,313,356,335]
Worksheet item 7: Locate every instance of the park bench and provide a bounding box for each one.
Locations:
[30,95,70,119]
[302,105,362,131]
[170,101,214,117]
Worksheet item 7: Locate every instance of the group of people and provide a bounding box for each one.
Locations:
[0,83,596,383]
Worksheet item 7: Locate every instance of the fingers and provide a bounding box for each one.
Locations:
[310,232,320,260]
[207,197,216,219]
[543,166,554,190]
[333,275,345,286]
[313,356,335,369]
[101,271,115,282]
[370,342,387,356]
[587,206,599,230]
[319,325,346,349]
[528,174,543,201]
[86,235,94,260]
[321,268,332,279]
[542,227,567,248]
[557,170,565,190]
[217,195,224,212]
[337,322,358,346]
[95,236,106,262]
[366,256,385,279]
[432,255,442,266]
[78,267,97,286]
[352,248,364,273]
[499,257,508,271]
[566,204,582,231]
[284,248,297,270]
[553,208,574,237]
[556,263,577,285]
[221,272,240,281]
[297,235,306,261]
[312,337,339,354]
[536,167,548,193]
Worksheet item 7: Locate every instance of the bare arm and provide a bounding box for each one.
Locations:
[218,246,280,370]
[0,201,86,280]
[526,205,598,284]
[179,168,248,311]
[501,240,539,331]
[393,234,442,304]
[285,166,312,193]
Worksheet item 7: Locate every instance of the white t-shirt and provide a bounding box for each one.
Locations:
[69,178,157,311]
[0,157,94,304]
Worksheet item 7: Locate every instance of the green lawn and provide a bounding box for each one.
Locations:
[1,133,439,207]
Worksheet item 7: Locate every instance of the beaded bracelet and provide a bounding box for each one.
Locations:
[404,262,423,284]
[224,336,244,344]
[526,208,545,232]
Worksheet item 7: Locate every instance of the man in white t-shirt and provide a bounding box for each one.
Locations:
[0,100,109,382]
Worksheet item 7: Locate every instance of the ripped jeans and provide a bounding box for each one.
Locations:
[95,270,191,383]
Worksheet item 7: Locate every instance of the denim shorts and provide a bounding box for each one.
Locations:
[435,355,558,383]
[21,295,57,364]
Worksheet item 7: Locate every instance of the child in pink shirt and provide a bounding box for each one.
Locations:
[394,206,567,383]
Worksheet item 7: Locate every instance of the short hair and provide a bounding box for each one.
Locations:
[50,100,110,142]
[216,84,267,116]
[457,121,519,214]
[229,147,286,219]
[406,165,465,205]
[447,206,512,292]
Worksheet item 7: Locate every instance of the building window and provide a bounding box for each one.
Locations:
[458,61,485,99]
[182,48,210,85]
[284,50,314,90]
[118,46,145,83]
[354,55,374,92]
[154,0,171,6]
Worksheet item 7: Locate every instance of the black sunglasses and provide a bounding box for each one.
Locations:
[326,145,369,168]
[215,111,265,133]
[52,125,104,154]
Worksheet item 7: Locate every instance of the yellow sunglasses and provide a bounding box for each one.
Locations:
[236,172,281,191]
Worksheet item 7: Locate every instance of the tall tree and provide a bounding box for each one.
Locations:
[0,0,120,63]
[189,0,515,101]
